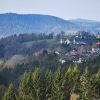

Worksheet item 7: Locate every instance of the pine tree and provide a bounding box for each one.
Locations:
[71,65,79,93]
[45,69,52,100]
[32,68,41,100]
[2,83,17,100]
[79,67,92,100]
[18,71,34,100]
[62,67,72,100]
[52,67,64,100]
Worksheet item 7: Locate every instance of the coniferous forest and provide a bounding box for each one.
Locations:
[1,64,100,100]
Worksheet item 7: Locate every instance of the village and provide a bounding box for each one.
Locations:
[54,32,100,64]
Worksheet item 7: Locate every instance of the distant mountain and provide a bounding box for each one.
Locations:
[70,19,100,33]
[0,13,100,36]
[0,13,75,36]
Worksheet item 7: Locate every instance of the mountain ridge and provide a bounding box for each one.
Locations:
[0,13,100,36]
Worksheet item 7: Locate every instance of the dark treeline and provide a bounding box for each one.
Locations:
[0,65,100,100]
[79,55,100,74]
[0,33,54,45]
[0,51,73,86]
[0,53,100,87]
[0,33,54,58]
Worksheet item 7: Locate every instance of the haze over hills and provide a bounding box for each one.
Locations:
[0,13,100,37]
[70,19,100,33]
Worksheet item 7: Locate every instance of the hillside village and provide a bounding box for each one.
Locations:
[52,31,100,64]
[0,31,99,70]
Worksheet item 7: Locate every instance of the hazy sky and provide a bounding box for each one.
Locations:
[0,0,100,21]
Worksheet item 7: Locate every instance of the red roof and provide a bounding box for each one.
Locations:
[96,42,100,45]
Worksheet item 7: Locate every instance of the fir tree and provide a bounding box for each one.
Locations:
[45,69,52,100]
[71,65,79,93]
[32,68,41,100]
[2,83,17,100]
[18,71,34,100]
[63,67,72,100]
[52,67,64,100]
[79,67,92,100]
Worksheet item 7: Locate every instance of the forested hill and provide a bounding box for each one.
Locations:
[0,13,100,36]
[0,13,73,36]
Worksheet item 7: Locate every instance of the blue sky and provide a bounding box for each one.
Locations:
[0,0,100,21]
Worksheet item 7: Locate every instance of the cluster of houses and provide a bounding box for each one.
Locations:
[33,33,100,64]
[59,33,88,45]
[56,34,100,64]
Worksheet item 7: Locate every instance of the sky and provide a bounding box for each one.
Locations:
[0,0,100,21]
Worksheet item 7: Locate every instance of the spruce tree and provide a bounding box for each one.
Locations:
[18,71,34,100]
[79,67,92,100]
[52,67,64,100]
[32,68,41,100]
[2,83,17,100]
[45,69,52,100]
[71,65,79,93]
[63,67,72,100]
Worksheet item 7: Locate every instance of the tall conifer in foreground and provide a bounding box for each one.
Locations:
[18,71,34,100]
[32,68,41,100]
[52,67,64,100]
[71,65,79,93]
[2,83,17,100]
[79,67,92,100]
[45,69,52,100]
[63,67,72,100]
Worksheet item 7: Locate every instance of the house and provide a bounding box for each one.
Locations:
[65,39,70,44]
[96,35,100,47]
[55,51,60,55]
[59,59,66,64]
[73,57,82,63]
[59,38,63,44]
[70,50,80,56]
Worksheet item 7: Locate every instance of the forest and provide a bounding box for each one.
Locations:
[0,65,100,100]
[0,55,100,100]
[0,32,100,100]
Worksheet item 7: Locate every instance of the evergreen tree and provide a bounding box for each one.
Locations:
[63,67,72,100]
[79,67,92,100]
[52,67,64,100]
[18,71,34,100]
[71,65,79,93]
[45,69,52,100]
[2,83,17,100]
[32,68,41,100]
